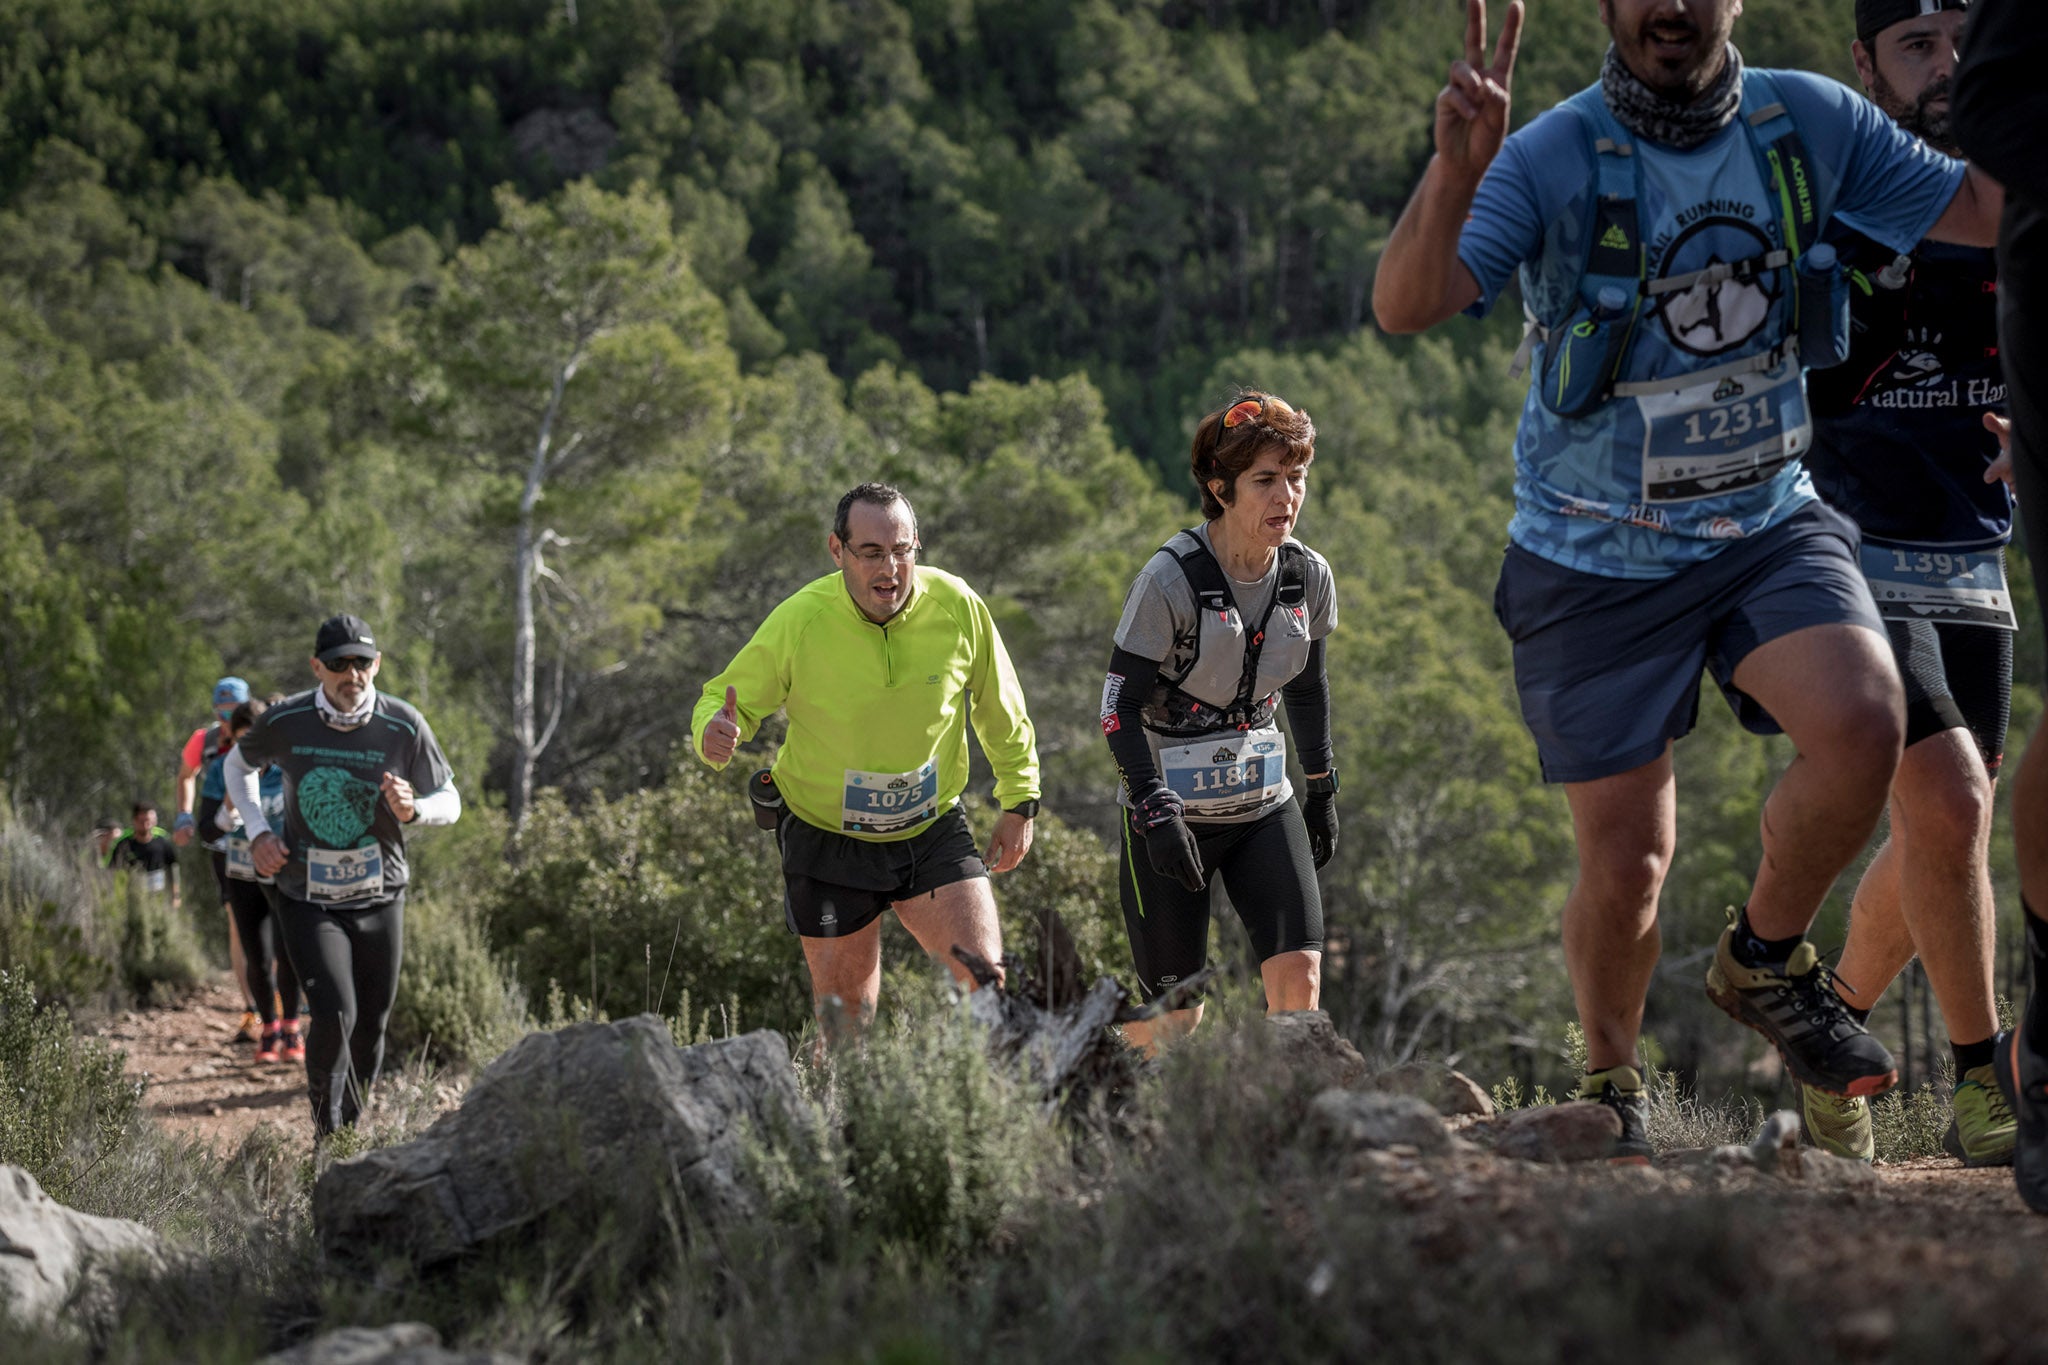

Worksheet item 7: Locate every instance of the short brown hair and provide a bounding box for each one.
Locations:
[1190,391,1316,520]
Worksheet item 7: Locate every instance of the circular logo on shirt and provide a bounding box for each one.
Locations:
[1654,217,1784,358]
[298,767,384,847]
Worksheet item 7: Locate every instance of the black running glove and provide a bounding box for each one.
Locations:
[1133,789,1205,892]
[1302,790,1338,870]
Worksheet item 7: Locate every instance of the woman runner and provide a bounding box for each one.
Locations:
[1102,391,1340,1053]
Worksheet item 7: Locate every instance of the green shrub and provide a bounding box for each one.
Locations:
[758,983,1064,1264]
[490,766,812,1035]
[0,897,114,1007]
[0,812,118,1006]
[0,970,143,1202]
[109,875,207,1005]
[1870,1076,1955,1163]
[388,895,528,1068]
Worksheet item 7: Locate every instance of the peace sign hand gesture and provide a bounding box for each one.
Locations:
[1436,0,1524,182]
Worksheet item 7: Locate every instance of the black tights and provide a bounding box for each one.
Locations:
[226,878,301,1025]
[275,892,404,1136]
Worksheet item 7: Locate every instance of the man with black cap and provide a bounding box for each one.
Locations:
[1794,0,2017,1169]
[223,613,462,1137]
[1373,0,2004,1162]
[1952,0,2048,1214]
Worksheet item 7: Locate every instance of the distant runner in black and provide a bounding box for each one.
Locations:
[224,614,461,1137]
[109,801,179,905]
[1799,0,2016,1169]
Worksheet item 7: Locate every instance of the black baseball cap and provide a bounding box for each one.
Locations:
[1856,0,1967,45]
[314,613,380,665]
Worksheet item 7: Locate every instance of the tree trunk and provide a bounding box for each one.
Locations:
[510,360,574,828]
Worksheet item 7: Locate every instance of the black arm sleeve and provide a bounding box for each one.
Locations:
[1104,647,1167,802]
[1954,0,2048,203]
[1279,637,1333,775]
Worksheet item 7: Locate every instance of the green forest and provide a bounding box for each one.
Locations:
[0,0,2032,1100]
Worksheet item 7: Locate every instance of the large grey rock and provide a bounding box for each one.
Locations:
[313,1019,801,1272]
[0,1164,160,1323]
[259,1323,521,1365]
[1266,1011,1369,1090]
[1365,1061,1496,1118]
[1486,1101,1622,1164]
[1310,1089,1453,1155]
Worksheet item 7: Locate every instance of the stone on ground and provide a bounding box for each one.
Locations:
[1486,1101,1622,1163]
[1267,1010,1369,1089]
[1310,1089,1453,1154]
[0,1164,160,1324]
[258,1322,521,1365]
[313,1018,801,1272]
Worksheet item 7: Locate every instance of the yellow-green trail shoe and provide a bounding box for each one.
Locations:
[1798,1080,1873,1162]
[1941,1063,2017,1168]
[1575,1064,1654,1165]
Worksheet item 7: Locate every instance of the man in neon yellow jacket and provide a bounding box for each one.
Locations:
[692,481,1041,1038]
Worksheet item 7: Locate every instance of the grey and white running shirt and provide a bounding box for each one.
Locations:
[231,688,455,905]
[1112,525,1337,823]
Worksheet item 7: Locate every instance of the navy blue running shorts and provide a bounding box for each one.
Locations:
[777,803,986,939]
[1492,500,1885,784]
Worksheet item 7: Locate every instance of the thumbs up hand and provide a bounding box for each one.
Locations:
[701,685,743,764]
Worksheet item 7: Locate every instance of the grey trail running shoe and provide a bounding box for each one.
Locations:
[1704,922,1897,1099]
[1797,1081,1873,1163]
[1575,1064,1653,1165]
[1993,1029,2048,1212]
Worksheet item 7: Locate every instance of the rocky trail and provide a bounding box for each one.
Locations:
[38,981,2048,1361]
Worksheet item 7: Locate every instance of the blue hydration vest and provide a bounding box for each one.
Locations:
[1509,73,1854,579]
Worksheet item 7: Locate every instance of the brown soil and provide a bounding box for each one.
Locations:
[89,975,311,1152]
[90,972,465,1153]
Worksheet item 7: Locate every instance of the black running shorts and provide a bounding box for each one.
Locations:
[1118,800,1324,1001]
[778,803,986,939]
[1888,617,2012,774]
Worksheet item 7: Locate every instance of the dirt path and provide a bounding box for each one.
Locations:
[90,975,312,1151]
[89,974,2048,1234]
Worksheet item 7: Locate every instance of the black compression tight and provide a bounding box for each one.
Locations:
[274,892,404,1136]
[226,878,301,1025]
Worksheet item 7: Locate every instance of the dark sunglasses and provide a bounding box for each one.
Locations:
[321,655,377,674]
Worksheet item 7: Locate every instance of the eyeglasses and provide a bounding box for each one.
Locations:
[321,656,377,674]
[850,544,918,565]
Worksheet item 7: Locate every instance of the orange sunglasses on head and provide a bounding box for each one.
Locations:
[1221,398,1264,429]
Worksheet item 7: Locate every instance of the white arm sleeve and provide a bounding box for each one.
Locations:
[208,785,243,838]
[410,783,462,828]
[222,746,269,839]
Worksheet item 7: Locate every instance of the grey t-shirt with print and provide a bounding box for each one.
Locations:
[235,688,455,906]
[1111,525,1337,823]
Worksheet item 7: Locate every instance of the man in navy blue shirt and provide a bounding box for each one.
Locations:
[1953,0,2048,1214]
[1799,0,2016,1169]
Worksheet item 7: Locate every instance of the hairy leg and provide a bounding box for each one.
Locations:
[1562,750,1676,1073]
[1730,624,1905,940]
